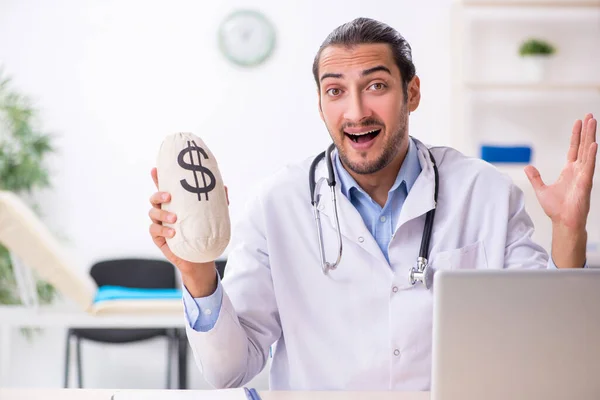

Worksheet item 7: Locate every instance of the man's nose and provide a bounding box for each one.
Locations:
[343,93,372,122]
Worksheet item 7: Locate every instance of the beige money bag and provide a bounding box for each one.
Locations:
[156,132,230,263]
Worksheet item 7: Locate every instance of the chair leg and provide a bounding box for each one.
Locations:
[64,330,71,388]
[178,329,188,389]
[166,329,173,389]
[76,336,83,388]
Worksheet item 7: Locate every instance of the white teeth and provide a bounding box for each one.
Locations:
[347,129,379,136]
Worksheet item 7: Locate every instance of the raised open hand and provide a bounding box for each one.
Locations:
[525,113,597,232]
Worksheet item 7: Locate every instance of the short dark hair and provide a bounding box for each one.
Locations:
[312,17,416,100]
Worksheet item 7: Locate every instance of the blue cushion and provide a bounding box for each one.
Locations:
[94,285,182,303]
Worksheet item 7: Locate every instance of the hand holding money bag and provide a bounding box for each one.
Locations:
[156,132,231,263]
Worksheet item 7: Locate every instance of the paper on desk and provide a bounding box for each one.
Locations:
[111,388,249,400]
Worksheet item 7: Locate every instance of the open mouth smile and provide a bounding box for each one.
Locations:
[344,129,381,143]
[344,128,382,150]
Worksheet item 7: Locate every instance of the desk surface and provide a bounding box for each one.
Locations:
[0,389,429,400]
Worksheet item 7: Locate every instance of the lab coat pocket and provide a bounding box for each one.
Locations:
[430,240,488,271]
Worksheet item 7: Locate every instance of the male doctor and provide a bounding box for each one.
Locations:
[148,18,597,391]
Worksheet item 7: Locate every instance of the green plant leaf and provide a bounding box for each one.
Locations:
[0,67,58,311]
[519,38,556,56]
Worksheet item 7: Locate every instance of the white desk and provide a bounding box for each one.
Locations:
[0,305,186,387]
[0,389,430,400]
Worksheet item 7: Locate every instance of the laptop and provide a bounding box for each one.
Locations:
[431,268,600,400]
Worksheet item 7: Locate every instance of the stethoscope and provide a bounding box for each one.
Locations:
[309,143,440,289]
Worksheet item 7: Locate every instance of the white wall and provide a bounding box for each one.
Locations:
[0,0,452,389]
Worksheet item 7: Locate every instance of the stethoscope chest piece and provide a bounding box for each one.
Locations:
[409,257,435,290]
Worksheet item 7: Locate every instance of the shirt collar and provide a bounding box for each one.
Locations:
[334,136,422,200]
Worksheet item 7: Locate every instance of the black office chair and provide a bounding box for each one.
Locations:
[215,259,226,280]
[63,258,186,389]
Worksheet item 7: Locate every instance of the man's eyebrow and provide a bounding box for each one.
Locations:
[362,65,391,76]
[320,73,343,82]
[319,65,391,82]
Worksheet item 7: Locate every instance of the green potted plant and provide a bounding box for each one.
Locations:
[518,38,557,82]
[0,67,57,307]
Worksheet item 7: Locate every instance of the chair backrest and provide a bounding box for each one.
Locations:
[0,191,97,311]
[90,258,176,289]
[215,259,226,279]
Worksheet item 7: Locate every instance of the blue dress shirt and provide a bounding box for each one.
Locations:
[333,137,421,263]
[182,276,223,332]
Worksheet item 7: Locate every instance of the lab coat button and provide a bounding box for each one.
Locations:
[392,286,399,293]
[358,236,364,243]
[394,349,400,356]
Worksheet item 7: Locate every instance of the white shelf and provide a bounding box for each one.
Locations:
[465,82,600,92]
[462,8,600,22]
[460,1,600,7]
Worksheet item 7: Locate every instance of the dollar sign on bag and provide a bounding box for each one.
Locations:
[177,140,216,201]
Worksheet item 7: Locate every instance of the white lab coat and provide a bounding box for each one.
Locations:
[185,137,549,391]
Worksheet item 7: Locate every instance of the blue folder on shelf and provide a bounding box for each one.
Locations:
[480,145,532,164]
[94,285,183,303]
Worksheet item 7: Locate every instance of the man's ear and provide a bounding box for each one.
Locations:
[407,75,421,114]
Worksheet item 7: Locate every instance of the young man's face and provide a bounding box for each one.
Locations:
[317,43,420,175]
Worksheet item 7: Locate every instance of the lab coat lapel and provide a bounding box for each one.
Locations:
[314,152,389,266]
[395,138,437,231]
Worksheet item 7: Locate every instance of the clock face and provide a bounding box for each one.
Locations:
[218,10,276,67]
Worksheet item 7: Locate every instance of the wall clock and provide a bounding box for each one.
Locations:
[218,9,276,67]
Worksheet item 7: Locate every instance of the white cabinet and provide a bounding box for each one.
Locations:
[451,0,600,262]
